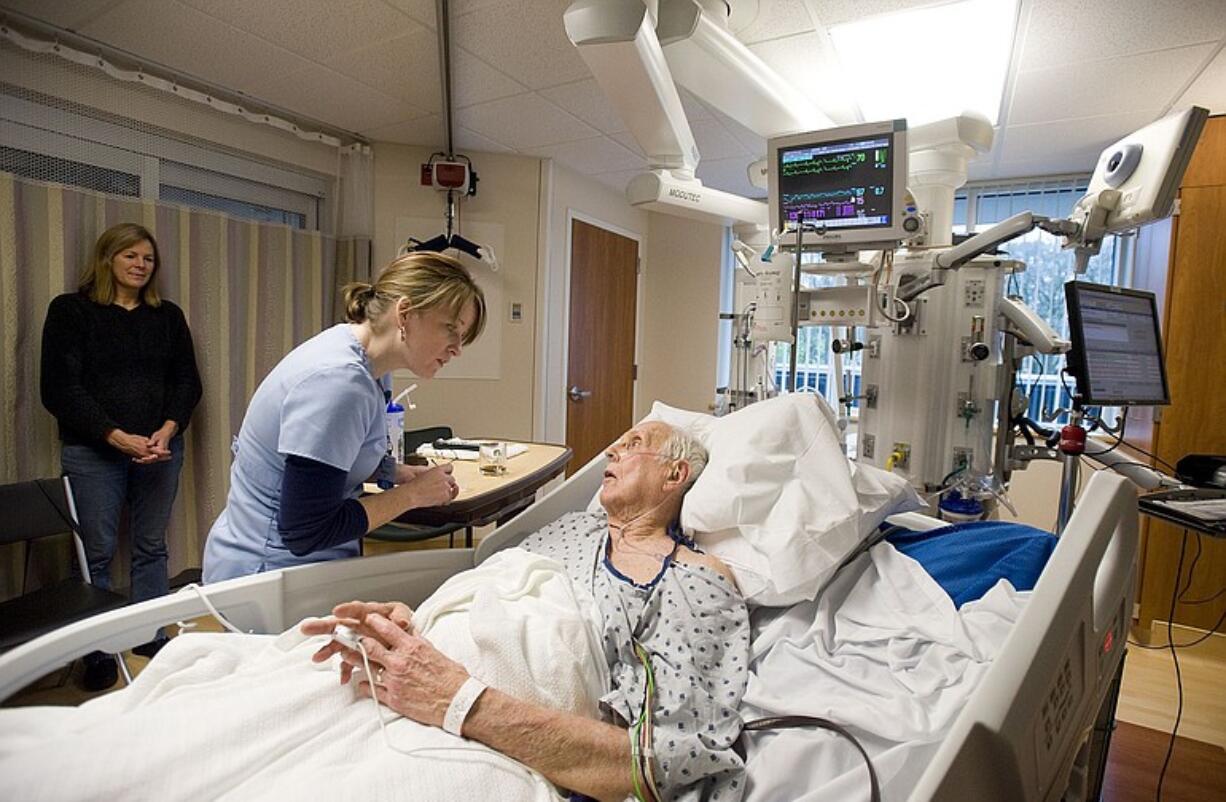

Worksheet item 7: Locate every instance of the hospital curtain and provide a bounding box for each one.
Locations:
[0,174,355,601]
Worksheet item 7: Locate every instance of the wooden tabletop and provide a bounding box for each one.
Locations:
[365,441,573,529]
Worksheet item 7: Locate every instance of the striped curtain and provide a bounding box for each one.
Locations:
[0,174,371,600]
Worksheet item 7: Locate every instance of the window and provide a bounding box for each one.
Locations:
[0,145,139,197]
[0,91,329,231]
[159,185,307,229]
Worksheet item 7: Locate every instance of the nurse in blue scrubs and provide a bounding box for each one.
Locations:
[202,252,486,583]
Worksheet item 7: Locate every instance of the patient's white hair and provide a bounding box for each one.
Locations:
[657,424,707,491]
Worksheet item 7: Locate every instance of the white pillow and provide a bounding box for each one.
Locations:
[595,395,921,605]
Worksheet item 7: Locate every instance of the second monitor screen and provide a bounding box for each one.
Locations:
[778,134,895,231]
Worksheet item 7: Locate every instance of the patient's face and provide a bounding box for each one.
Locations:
[599,422,675,514]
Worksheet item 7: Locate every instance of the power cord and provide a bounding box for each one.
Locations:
[1155,531,1188,802]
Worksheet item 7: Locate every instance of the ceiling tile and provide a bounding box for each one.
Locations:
[701,108,766,157]
[525,136,644,174]
[325,27,441,113]
[610,130,645,158]
[451,0,590,90]
[696,156,765,198]
[383,0,435,27]
[1177,46,1226,114]
[1,0,126,30]
[692,118,754,161]
[261,61,425,133]
[1009,44,1217,126]
[455,92,598,149]
[454,125,514,153]
[365,113,444,145]
[80,0,311,99]
[177,0,419,62]
[748,32,861,124]
[453,47,528,108]
[679,89,714,123]
[731,0,814,44]
[998,110,1159,164]
[810,0,944,27]
[539,79,628,134]
[1018,0,1226,71]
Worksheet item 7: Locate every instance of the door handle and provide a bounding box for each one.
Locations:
[569,385,593,402]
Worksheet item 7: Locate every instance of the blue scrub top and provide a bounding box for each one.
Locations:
[203,324,387,582]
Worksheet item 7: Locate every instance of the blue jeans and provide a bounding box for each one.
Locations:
[60,436,185,604]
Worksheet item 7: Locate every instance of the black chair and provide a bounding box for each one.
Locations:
[363,426,472,551]
[0,477,131,682]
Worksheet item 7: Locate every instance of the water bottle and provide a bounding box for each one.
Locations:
[386,399,405,465]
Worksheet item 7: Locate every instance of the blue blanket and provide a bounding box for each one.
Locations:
[886,521,1057,607]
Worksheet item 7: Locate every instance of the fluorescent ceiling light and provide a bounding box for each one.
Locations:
[828,0,1018,126]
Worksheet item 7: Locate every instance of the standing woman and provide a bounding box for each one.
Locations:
[41,223,202,689]
[202,252,485,583]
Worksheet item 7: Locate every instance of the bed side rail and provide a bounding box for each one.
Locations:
[0,570,284,702]
[0,547,474,703]
[475,450,607,563]
[907,471,1138,802]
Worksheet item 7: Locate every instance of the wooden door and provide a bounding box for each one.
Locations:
[1136,115,1226,633]
[565,219,639,472]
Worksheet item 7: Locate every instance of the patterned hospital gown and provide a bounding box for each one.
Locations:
[519,512,750,802]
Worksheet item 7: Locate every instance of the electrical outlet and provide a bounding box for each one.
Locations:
[891,442,911,470]
[951,447,973,472]
[861,434,875,460]
[865,385,879,409]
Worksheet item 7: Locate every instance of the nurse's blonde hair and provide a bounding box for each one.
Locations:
[342,252,486,346]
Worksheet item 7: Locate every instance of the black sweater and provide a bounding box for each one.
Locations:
[41,292,203,448]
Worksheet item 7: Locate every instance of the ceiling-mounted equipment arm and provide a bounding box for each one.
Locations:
[564,0,699,178]
[655,0,830,138]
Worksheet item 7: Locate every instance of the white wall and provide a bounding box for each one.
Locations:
[636,212,725,419]
[373,143,542,441]
[536,163,650,442]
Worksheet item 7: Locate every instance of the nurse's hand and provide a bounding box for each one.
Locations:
[345,613,469,729]
[393,463,432,485]
[405,464,460,507]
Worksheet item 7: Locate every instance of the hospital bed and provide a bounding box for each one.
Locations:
[0,444,1137,802]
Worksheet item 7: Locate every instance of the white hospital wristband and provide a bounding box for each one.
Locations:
[443,676,487,736]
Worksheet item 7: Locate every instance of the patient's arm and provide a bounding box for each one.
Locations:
[342,612,636,802]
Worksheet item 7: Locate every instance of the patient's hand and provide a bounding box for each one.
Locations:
[302,600,415,682]
[343,613,469,729]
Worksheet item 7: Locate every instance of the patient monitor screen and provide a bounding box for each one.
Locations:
[1065,282,1169,406]
[777,134,896,231]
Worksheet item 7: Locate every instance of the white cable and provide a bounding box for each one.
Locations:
[175,583,247,634]
[350,639,533,782]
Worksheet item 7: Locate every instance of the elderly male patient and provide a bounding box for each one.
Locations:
[303,421,748,802]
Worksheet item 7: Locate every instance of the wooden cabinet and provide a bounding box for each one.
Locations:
[1136,115,1226,633]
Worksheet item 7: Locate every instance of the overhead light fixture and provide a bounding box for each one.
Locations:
[828,0,1018,126]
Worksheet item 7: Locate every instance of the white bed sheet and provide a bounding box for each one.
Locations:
[740,541,1028,802]
[0,549,606,802]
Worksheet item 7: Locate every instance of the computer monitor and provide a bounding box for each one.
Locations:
[1064,281,1170,406]
[768,119,909,252]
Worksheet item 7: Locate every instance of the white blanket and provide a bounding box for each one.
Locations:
[0,549,608,802]
[740,542,1028,802]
